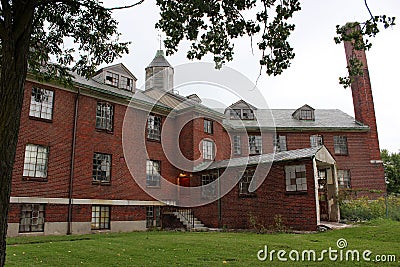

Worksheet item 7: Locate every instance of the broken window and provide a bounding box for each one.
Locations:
[120,76,133,91]
[29,87,54,120]
[93,153,112,183]
[19,204,45,233]
[96,102,114,132]
[105,71,119,87]
[249,135,262,155]
[310,135,324,148]
[338,169,351,188]
[146,160,161,187]
[147,115,162,141]
[274,135,287,152]
[242,109,255,120]
[91,205,110,230]
[23,144,49,178]
[334,136,348,155]
[239,169,256,196]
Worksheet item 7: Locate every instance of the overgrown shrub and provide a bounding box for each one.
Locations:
[340,195,400,222]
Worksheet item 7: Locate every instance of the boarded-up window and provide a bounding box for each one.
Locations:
[285,165,307,192]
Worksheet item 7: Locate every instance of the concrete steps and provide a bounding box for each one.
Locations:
[173,210,208,232]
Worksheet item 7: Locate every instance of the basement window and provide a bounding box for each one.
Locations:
[91,205,110,230]
[285,165,307,192]
[19,204,45,233]
[146,206,161,228]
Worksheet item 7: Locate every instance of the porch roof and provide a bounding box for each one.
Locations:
[194,146,335,171]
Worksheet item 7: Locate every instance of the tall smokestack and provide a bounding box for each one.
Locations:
[343,23,381,161]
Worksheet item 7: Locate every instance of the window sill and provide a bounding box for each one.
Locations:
[22,177,48,182]
[285,191,308,195]
[92,181,111,186]
[95,128,114,135]
[29,116,53,123]
[146,186,161,189]
[239,193,257,198]
[147,138,161,143]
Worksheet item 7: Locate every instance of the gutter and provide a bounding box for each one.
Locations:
[67,88,80,235]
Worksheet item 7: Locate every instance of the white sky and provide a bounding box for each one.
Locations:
[105,0,400,152]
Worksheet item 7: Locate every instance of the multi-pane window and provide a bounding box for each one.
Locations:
[242,109,254,120]
[274,135,287,152]
[19,204,45,233]
[105,71,119,87]
[91,205,110,230]
[239,169,255,196]
[29,87,54,120]
[93,153,112,183]
[120,76,133,91]
[146,160,161,187]
[147,115,162,141]
[300,109,314,120]
[249,135,262,155]
[146,206,161,228]
[204,119,213,134]
[285,165,307,192]
[230,109,241,119]
[310,135,324,148]
[334,136,348,155]
[338,170,351,188]
[96,102,114,132]
[23,144,49,178]
[201,173,217,198]
[233,135,241,155]
[202,140,215,160]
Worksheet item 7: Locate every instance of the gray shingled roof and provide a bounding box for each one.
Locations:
[194,146,326,171]
[147,50,172,68]
[223,109,368,130]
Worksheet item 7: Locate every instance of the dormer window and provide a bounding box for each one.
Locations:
[120,76,133,91]
[105,71,119,87]
[242,109,254,120]
[292,104,315,121]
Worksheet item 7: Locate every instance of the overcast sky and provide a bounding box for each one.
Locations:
[105,0,400,152]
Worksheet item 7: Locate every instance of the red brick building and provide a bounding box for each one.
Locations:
[7,43,384,236]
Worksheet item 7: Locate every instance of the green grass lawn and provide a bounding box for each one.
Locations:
[5,219,400,266]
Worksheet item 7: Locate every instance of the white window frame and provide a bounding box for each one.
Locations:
[310,135,324,148]
[147,115,162,141]
[334,136,348,155]
[96,102,114,132]
[202,139,215,160]
[105,71,119,87]
[92,153,112,183]
[338,169,351,188]
[29,87,54,120]
[23,144,49,178]
[91,205,110,230]
[233,135,241,155]
[285,165,307,192]
[146,160,161,187]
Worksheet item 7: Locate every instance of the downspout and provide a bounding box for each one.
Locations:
[67,88,80,235]
[217,168,221,227]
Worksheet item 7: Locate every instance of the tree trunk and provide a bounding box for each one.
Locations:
[0,3,35,265]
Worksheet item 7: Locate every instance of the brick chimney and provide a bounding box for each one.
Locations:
[343,24,382,161]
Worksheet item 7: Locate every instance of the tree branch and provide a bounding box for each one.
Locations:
[364,0,374,21]
[106,0,145,10]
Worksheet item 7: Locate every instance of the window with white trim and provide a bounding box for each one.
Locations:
[285,165,307,192]
[204,119,213,134]
[274,135,287,152]
[147,115,162,141]
[310,135,324,148]
[239,169,256,196]
[202,140,215,160]
[201,173,217,198]
[146,206,161,228]
[105,71,119,87]
[96,102,114,132]
[334,136,348,155]
[92,153,112,183]
[91,205,110,230]
[29,87,54,120]
[19,204,45,233]
[146,160,161,187]
[23,144,49,178]
[233,135,241,155]
[120,76,133,91]
[249,135,262,155]
[338,169,351,188]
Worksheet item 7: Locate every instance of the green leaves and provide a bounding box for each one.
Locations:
[26,1,130,85]
[156,0,301,74]
[382,149,400,195]
[335,14,395,89]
